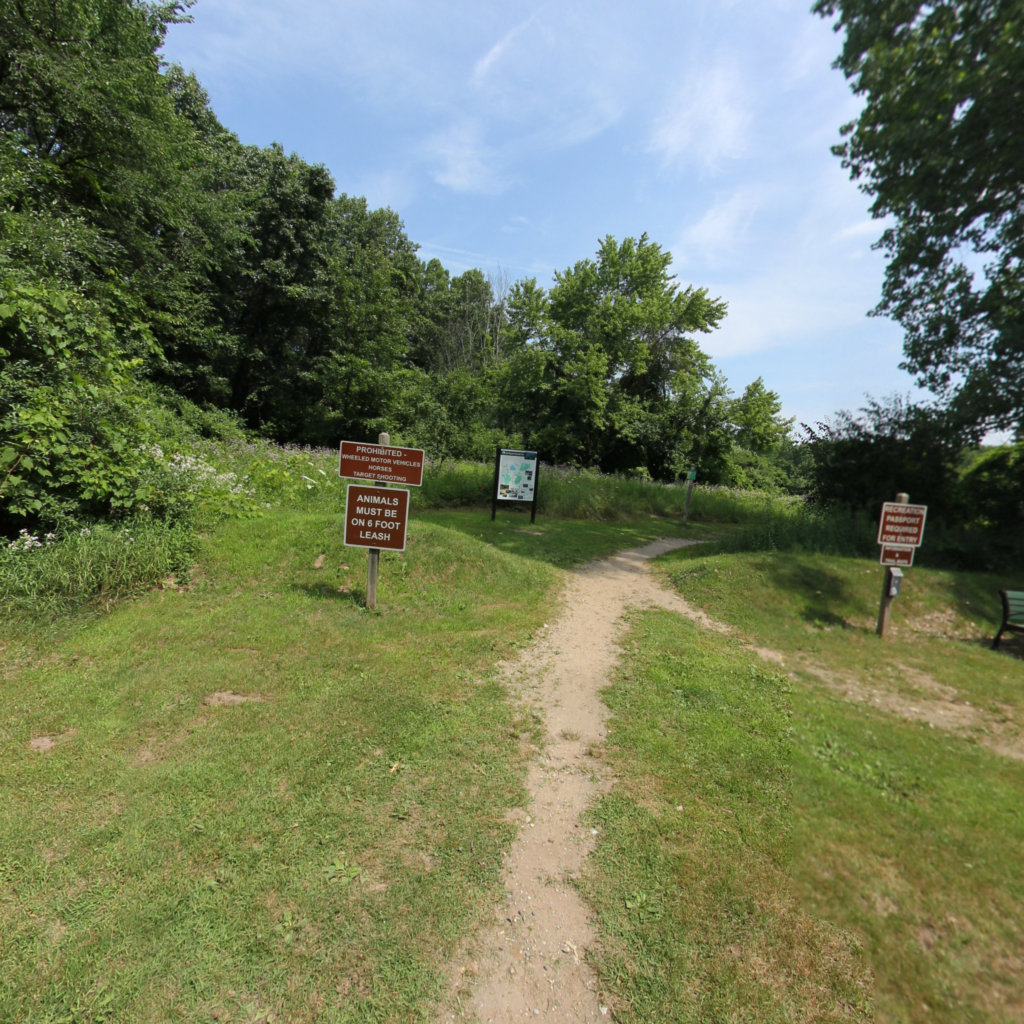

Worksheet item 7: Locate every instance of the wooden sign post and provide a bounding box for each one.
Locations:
[339,432,423,610]
[875,492,928,637]
[682,467,697,524]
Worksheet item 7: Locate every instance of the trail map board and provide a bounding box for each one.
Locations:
[492,448,539,523]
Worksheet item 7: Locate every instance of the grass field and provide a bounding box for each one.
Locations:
[2,474,1021,1022]
[0,506,690,1023]
[582,547,1022,1023]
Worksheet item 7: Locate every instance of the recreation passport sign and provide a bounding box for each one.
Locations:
[877,501,928,566]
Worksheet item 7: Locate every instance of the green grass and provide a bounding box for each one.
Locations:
[583,545,1024,1023]
[791,689,1024,1023]
[581,611,873,1023]
[5,448,1022,1022]
[418,507,701,568]
[0,511,558,1023]
[657,548,1021,708]
[0,519,197,619]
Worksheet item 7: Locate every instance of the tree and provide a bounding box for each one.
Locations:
[408,265,505,374]
[315,194,422,444]
[731,377,794,454]
[0,3,248,415]
[521,234,728,476]
[0,0,201,292]
[800,395,965,519]
[814,0,1024,435]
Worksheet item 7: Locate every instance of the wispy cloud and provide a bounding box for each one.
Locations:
[472,16,538,84]
[835,218,881,242]
[677,187,767,268]
[649,61,753,170]
[423,121,509,195]
[347,167,417,215]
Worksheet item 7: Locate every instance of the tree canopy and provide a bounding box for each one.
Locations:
[2,0,809,534]
[495,235,731,478]
[815,0,1024,436]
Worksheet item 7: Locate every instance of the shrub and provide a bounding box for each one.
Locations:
[0,279,160,531]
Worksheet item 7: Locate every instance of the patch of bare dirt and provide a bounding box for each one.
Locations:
[802,663,1024,762]
[441,538,703,1023]
[28,728,77,753]
[130,693,267,767]
[202,691,265,706]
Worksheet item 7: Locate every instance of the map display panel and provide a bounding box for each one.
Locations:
[496,450,537,502]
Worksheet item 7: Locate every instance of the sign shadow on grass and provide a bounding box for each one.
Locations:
[292,582,370,607]
[764,557,861,631]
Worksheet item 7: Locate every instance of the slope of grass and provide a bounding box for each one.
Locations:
[581,611,873,1023]
[593,546,1024,1023]
[5,460,1021,1022]
[1,511,559,1024]
[657,549,1021,707]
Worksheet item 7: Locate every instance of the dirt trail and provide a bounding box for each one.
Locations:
[443,538,710,1023]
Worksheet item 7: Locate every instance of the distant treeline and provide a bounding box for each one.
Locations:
[0,0,799,534]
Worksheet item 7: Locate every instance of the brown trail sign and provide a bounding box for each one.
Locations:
[875,494,928,636]
[338,433,419,610]
[343,485,409,552]
[879,544,915,567]
[338,440,424,487]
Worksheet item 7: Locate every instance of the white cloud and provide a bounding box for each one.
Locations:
[781,13,843,89]
[649,61,754,170]
[835,218,881,242]
[472,16,538,84]
[423,121,509,195]
[349,168,417,214]
[677,187,768,268]
[685,162,896,359]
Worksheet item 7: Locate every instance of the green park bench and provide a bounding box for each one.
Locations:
[991,590,1024,650]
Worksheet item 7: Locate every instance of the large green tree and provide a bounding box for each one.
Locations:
[731,377,794,454]
[497,235,730,478]
[0,0,201,293]
[815,0,1024,435]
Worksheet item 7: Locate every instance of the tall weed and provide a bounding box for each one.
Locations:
[2,444,862,617]
[0,519,195,618]
[709,500,877,558]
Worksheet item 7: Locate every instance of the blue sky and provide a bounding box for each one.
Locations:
[161,0,930,431]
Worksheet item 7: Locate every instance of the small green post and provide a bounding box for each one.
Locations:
[683,468,696,524]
